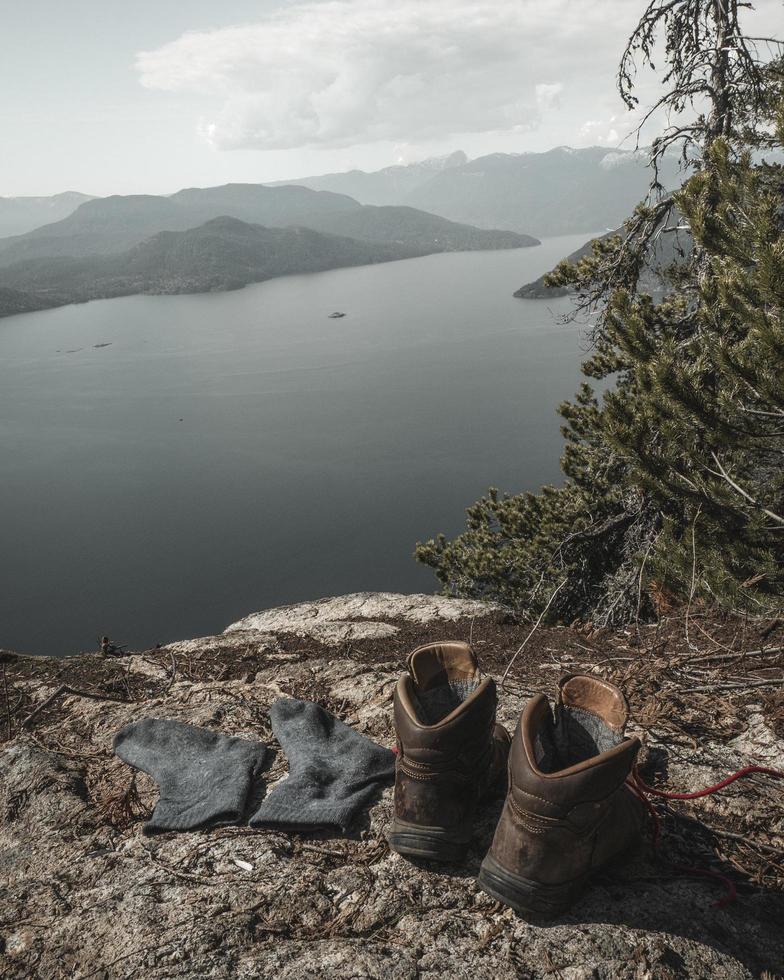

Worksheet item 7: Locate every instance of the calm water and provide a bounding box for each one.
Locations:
[0,234,593,656]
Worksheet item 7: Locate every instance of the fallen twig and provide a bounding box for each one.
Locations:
[299,843,350,859]
[26,729,110,760]
[81,915,198,979]
[164,650,177,694]
[678,679,784,694]
[761,618,783,640]
[710,827,784,857]
[2,661,12,740]
[683,646,783,666]
[684,506,702,651]
[21,684,127,729]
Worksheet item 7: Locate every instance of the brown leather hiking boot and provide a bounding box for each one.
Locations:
[388,641,511,862]
[478,673,644,915]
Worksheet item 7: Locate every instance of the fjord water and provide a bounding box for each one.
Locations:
[1,234,594,656]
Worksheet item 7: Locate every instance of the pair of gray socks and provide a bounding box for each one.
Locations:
[113,698,395,835]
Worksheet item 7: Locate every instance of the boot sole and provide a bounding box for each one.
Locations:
[478,853,588,917]
[387,817,470,863]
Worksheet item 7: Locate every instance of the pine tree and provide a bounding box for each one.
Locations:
[416,2,783,623]
[601,134,784,609]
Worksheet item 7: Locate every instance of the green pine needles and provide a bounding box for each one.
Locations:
[416,3,783,624]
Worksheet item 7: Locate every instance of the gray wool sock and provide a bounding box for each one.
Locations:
[249,699,395,832]
[113,718,268,834]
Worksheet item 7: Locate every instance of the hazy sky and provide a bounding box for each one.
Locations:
[2,0,781,197]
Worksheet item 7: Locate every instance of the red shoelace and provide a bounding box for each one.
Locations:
[393,743,782,907]
[626,763,784,907]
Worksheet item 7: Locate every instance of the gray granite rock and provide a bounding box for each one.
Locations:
[1,592,782,978]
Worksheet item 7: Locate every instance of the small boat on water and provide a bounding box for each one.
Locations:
[328,311,346,318]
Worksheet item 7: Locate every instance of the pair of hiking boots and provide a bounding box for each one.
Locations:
[388,641,644,916]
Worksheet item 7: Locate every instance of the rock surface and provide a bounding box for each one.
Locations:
[1,592,782,978]
[226,592,499,643]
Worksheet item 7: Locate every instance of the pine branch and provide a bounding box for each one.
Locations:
[706,452,784,525]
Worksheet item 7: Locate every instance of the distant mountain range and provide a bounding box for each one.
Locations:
[272,146,682,238]
[0,144,680,246]
[0,192,94,239]
[0,145,682,319]
[268,150,470,207]
[0,213,533,319]
[0,183,535,269]
[0,183,537,318]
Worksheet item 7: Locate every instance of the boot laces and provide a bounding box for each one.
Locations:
[625,763,784,908]
[395,744,783,907]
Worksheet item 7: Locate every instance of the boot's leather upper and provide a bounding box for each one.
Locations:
[487,673,643,886]
[393,641,510,833]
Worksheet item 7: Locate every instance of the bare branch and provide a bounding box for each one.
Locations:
[500,579,567,689]
[706,452,784,525]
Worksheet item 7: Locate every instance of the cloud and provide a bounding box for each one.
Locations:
[578,115,626,147]
[535,83,563,112]
[137,0,783,153]
[136,0,620,151]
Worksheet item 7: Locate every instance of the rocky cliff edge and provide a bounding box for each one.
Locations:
[1,592,783,978]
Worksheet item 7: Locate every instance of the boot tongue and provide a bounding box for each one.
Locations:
[407,641,480,692]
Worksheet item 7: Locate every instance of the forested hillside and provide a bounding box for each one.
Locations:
[0,217,426,317]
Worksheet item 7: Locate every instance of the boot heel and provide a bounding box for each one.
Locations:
[478,853,587,916]
[387,817,470,863]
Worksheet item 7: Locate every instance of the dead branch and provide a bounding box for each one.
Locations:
[21,684,127,729]
[683,645,783,665]
[678,679,784,693]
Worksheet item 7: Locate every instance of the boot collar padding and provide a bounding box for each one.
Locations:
[396,673,495,730]
[405,641,483,724]
[557,674,630,733]
[407,641,480,691]
[520,688,638,783]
